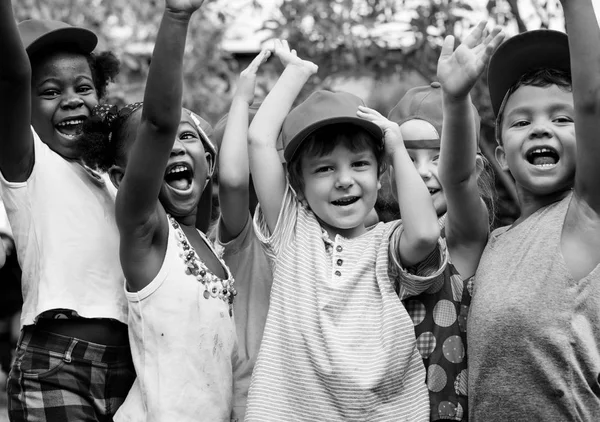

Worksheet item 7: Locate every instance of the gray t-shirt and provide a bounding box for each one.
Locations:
[469,193,600,421]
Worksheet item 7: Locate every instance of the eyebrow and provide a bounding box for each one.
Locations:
[37,74,94,87]
[506,102,574,118]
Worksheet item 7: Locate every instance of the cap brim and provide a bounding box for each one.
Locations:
[488,30,569,117]
[26,27,97,57]
[284,117,384,162]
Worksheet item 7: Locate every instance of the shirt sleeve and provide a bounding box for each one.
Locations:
[387,223,449,300]
[252,182,299,264]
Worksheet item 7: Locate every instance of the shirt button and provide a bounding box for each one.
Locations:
[337,259,343,266]
[334,270,341,277]
[336,245,343,252]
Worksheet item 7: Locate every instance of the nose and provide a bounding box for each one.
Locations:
[335,168,354,189]
[416,162,432,180]
[170,138,185,156]
[529,120,553,139]
[60,92,84,110]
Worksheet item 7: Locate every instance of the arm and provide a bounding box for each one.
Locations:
[248,40,317,233]
[219,49,271,241]
[436,21,504,275]
[116,1,202,236]
[562,0,600,211]
[0,1,34,182]
[357,106,439,267]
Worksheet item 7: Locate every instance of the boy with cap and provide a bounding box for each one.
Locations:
[468,0,600,419]
[244,39,447,422]
[387,22,503,421]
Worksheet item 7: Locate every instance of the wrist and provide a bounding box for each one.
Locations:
[442,90,471,105]
[164,8,195,23]
[286,61,318,76]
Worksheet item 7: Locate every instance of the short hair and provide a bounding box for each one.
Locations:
[287,123,386,193]
[496,68,572,145]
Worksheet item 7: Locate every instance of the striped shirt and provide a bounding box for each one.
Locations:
[246,184,448,422]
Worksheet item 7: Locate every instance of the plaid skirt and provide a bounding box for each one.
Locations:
[7,326,135,422]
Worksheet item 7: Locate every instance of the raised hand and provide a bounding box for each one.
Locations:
[235,48,271,105]
[437,21,505,98]
[272,39,318,74]
[356,105,404,156]
[165,0,206,15]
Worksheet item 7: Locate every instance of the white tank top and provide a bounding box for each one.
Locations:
[115,215,238,422]
[0,128,127,326]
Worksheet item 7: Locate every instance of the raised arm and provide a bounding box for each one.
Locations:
[116,0,203,233]
[436,21,503,274]
[562,0,600,211]
[0,1,34,182]
[219,49,271,241]
[248,40,317,232]
[357,107,440,267]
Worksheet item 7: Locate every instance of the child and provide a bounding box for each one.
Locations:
[468,0,600,419]
[245,40,448,422]
[0,2,134,420]
[213,49,275,421]
[388,23,504,421]
[79,0,238,420]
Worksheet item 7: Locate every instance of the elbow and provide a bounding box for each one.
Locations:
[411,223,441,256]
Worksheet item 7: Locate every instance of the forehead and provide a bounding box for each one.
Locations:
[31,51,92,81]
[399,119,438,140]
[407,147,440,158]
[503,84,573,117]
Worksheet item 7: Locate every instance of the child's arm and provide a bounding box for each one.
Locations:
[219,49,271,242]
[436,21,504,276]
[115,0,203,284]
[0,1,34,182]
[248,40,317,233]
[357,106,440,267]
[563,0,600,211]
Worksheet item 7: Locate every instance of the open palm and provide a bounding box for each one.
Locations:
[437,21,504,98]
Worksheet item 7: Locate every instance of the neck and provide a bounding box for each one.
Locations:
[175,213,197,228]
[513,185,571,226]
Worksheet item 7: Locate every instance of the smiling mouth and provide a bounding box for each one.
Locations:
[165,164,194,191]
[331,196,359,206]
[55,118,85,139]
[428,188,440,195]
[526,147,559,167]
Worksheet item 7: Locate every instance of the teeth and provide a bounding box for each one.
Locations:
[168,165,188,175]
[57,119,84,127]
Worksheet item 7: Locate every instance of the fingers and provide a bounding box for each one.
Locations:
[439,35,455,60]
[484,28,505,57]
[463,20,487,48]
[246,48,271,74]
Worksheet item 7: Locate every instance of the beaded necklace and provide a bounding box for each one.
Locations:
[169,215,236,314]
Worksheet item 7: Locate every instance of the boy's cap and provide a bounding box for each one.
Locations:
[388,82,481,149]
[17,19,97,57]
[282,90,384,162]
[488,29,570,117]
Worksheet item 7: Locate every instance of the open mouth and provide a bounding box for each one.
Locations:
[331,196,359,206]
[165,163,194,191]
[428,188,441,195]
[55,117,86,139]
[526,147,559,167]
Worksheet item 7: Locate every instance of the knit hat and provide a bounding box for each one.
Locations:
[282,90,383,162]
[17,19,97,57]
[388,82,481,149]
[488,29,570,118]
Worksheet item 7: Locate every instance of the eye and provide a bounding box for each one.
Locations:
[431,155,440,163]
[40,88,59,98]
[180,131,198,140]
[77,84,95,94]
[553,116,573,124]
[511,120,529,128]
[315,165,333,173]
[353,160,371,168]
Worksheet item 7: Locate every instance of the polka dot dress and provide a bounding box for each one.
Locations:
[403,226,472,421]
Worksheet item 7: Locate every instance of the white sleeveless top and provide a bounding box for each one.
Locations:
[115,215,238,422]
[0,127,127,326]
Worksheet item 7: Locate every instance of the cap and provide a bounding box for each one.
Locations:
[186,110,217,176]
[282,90,383,162]
[388,82,481,149]
[488,29,570,117]
[17,19,97,57]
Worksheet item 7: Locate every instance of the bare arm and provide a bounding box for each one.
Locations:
[436,22,504,275]
[219,49,271,241]
[562,0,600,211]
[116,4,199,237]
[0,1,34,182]
[357,106,440,267]
[248,41,317,233]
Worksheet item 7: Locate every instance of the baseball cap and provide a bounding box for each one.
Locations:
[282,90,384,162]
[488,29,570,117]
[388,82,481,149]
[17,19,98,57]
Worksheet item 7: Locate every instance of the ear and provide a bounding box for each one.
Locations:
[475,154,485,178]
[205,151,215,179]
[495,145,509,171]
[377,174,382,191]
[108,165,125,190]
[296,190,309,208]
